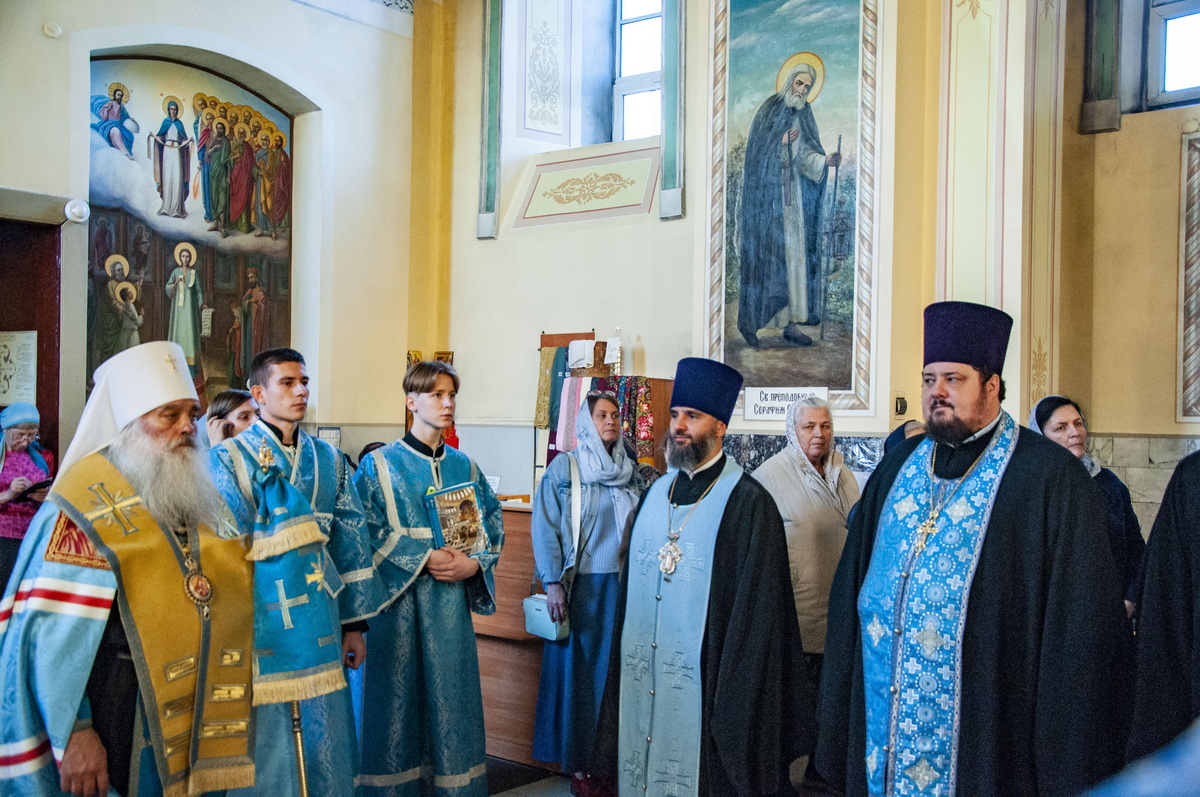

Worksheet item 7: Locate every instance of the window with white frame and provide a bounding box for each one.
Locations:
[613,0,662,141]
[1145,0,1200,108]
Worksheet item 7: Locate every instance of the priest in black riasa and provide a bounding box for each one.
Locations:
[592,357,812,796]
[815,301,1133,796]
[1128,451,1200,761]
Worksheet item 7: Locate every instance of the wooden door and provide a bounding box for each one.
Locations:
[0,219,61,455]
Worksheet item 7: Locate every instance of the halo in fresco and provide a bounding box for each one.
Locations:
[88,57,293,400]
[775,52,826,102]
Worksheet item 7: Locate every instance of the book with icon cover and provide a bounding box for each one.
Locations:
[424,483,488,555]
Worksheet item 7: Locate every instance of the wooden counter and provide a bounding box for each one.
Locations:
[473,506,557,768]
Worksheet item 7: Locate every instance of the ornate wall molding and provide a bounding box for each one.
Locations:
[512,145,659,227]
[1023,0,1066,410]
[705,0,886,413]
[517,0,570,143]
[1178,132,1200,420]
[287,0,413,36]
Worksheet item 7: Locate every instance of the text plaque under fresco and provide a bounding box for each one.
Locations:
[743,387,830,421]
[0,331,37,405]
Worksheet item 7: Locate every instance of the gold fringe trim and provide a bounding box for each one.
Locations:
[188,762,256,795]
[246,518,328,561]
[252,666,347,705]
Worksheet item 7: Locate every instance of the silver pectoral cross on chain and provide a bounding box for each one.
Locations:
[658,531,682,575]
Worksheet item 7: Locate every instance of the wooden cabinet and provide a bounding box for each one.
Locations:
[473,506,556,768]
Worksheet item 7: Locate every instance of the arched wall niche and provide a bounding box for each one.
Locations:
[51,23,353,443]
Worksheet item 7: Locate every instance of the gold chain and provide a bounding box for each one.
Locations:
[658,474,719,575]
[913,443,988,555]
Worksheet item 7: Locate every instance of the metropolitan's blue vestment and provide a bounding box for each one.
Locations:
[0,450,256,797]
[213,420,386,797]
[352,438,503,797]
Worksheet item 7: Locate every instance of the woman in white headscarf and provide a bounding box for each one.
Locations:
[753,397,859,675]
[1030,395,1144,617]
[531,390,643,791]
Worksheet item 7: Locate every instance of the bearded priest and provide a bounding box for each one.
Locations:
[816,301,1133,796]
[0,341,256,797]
[592,357,812,796]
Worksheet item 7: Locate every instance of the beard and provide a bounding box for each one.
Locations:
[107,422,228,532]
[924,398,986,446]
[783,89,808,110]
[666,427,719,471]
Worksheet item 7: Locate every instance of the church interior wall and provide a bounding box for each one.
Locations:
[443,0,937,463]
[443,0,706,449]
[1057,0,1197,437]
[1055,0,1096,415]
[0,0,416,442]
[1084,102,1197,436]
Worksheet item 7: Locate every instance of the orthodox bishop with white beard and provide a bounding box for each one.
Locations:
[0,341,256,797]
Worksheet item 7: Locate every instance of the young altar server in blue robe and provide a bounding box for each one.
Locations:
[211,347,387,797]
[352,359,504,797]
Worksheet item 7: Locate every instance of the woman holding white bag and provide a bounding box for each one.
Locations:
[531,390,643,794]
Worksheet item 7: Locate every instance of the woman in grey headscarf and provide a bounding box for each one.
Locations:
[753,396,859,676]
[1030,394,1144,616]
[531,391,643,791]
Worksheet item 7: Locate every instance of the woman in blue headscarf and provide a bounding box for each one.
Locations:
[531,390,644,792]
[1030,394,1144,617]
[0,402,53,589]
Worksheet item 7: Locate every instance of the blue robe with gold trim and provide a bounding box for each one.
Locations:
[212,421,386,797]
[351,439,503,797]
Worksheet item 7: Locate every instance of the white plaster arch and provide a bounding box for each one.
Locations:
[61,24,337,430]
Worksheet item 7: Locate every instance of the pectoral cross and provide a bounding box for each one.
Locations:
[913,514,938,554]
[267,578,309,630]
[85,483,142,535]
[257,441,276,470]
[658,535,682,575]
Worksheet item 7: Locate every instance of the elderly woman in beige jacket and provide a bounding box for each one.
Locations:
[753,397,859,673]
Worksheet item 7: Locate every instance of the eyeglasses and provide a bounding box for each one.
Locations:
[586,390,618,400]
[6,430,38,442]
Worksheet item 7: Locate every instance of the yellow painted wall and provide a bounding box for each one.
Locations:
[0,0,414,434]
[1086,104,1195,434]
[1057,0,1095,406]
[1059,0,1197,435]
[888,0,942,421]
[441,0,942,433]
[409,0,455,354]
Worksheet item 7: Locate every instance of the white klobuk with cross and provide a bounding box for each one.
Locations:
[617,458,743,796]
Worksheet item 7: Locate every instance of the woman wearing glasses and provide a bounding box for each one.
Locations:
[531,391,644,794]
[0,402,53,590]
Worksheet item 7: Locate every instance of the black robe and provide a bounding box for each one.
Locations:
[1128,450,1200,760]
[816,427,1133,796]
[593,455,814,795]
[737,92,828,337]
